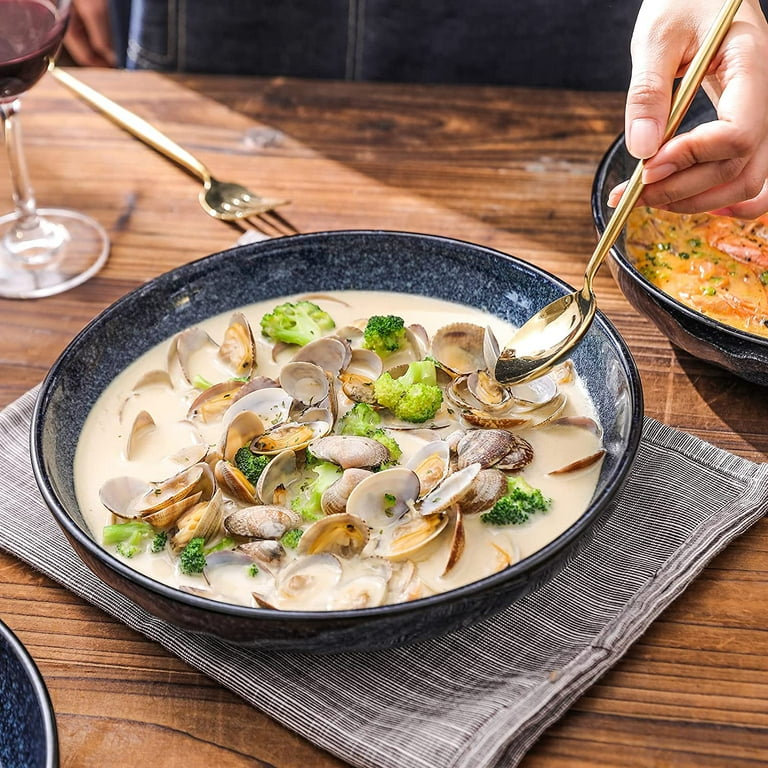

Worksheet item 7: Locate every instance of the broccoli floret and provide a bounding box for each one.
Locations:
[481,476,551,526]
[290,461,342,522]
[260,300,335,346]
[370,429,402,463]
[179,537,207,575]
[103,521,154,558]
[247,563,260,577]
[234,446,270,485]
[373,360,443,423]
[280,528,304,549]
[150,530,168,553]
[362,314,407,356]
[339,402,382,434]
[339,403,402,463]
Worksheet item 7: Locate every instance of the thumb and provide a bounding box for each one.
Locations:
[625,22,681,159]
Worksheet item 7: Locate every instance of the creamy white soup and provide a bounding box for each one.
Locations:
[74,291,604,611]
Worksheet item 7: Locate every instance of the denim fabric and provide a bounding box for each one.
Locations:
[114,0,768,89]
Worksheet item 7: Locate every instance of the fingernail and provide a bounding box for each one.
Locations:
[628,118,661,159]
[642,162,677,185]
[709,207,734,217]
[607,187,622,208]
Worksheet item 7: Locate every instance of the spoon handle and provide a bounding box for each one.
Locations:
[581,0,743,298]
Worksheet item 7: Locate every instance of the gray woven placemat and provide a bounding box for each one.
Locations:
[3,386,767,768]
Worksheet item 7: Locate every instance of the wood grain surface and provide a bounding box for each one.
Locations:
[0,69,766,767]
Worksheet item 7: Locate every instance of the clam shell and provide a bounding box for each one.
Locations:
[217,311,255,378]
[143,490,203,528]
[345,467,421,529]
[220,409,265,462]
[338,371,377,404]
[134,462,215,516]
[171,488,224,550]
[237,539,285,566]
[460,409,529,430]
[251,420,331,455]
[508,375,559,410]
[494,435,534,471]
[549,449,606,475]
[419,462,481,517]
[378,513,449,561]
[215,459,257,504]
[458,468,508,515]
[456,429,519,469]
[255,449,298,505]
[291,336,351,375]
[125,410,156,461]
[222,387,293,430]
[346,348,383,379]
[99,475,151,518]
[328,573,389,610]
[277,553,343,602]
[131,369,173,392]
[320,468,374,515]
[308,434,390,469]
[279,361,330,405]
[297,513,369,557]
[406,440,450,497]
[224,505,303,539]
[442,505,465,576]
[431,322,486,375]
[187,379,247,423]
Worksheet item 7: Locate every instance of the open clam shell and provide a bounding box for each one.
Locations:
[345,467,421,529]
[406,440,450,497]
[251,420,331,455]
[297,513,369,557]
[377,513,449,561]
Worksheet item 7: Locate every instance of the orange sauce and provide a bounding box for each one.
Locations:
[625,207,768,338]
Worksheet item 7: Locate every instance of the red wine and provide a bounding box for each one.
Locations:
[0,0,67,101]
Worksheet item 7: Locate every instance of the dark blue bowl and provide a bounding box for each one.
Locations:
[0,620,58,768]
[31,230,643,652]
[592,95,768,386]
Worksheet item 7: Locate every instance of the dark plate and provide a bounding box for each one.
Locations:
[31,230,643,652]
[0,619,59,768]
[592,93,768,386]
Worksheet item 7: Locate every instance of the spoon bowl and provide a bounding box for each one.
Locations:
[495,290,594,383]
[494,0,742,385]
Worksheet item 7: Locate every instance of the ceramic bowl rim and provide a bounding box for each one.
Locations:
[0,618,59,768]
[31,229,644,626]
[592,132,768,350]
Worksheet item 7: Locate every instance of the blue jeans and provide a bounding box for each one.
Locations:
[113,0,670,89]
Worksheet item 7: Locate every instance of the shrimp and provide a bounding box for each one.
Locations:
[702,213,768,268]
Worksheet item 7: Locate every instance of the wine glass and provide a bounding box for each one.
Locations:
[0,0,109,299]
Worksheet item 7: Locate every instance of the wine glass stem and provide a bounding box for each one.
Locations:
[1,98,67,267]
[2,100,38,224]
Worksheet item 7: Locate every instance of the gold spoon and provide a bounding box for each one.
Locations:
[495,0,742,385]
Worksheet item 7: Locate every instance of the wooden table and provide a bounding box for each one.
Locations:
[1,69,766,767]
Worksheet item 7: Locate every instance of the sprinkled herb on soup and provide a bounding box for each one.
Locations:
[74,291,604,611]
[626,207,768,337]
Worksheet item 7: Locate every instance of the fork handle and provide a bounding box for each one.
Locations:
[50,66,212,184]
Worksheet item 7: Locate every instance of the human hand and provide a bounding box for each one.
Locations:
[608,0,768,218]
[64,0,117,67]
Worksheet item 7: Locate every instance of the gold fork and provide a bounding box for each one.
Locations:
[50,66,297,236]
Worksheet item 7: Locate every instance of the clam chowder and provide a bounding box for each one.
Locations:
[74,291,604,611]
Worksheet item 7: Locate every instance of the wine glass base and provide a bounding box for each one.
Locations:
[0,208,109,299]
